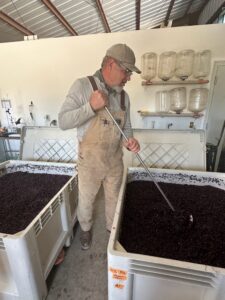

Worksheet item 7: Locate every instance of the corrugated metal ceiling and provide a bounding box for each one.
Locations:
[0,0,215,43]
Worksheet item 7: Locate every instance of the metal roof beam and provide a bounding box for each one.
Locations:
[95,0,111,33]
[164,0,176,26]
[183,0,195,16]
[197,0,223,24]
[41,0,78,35]
[136,0,141,30]
[199,0,211,13]
[0,10,34,36]
[207,2,225,23]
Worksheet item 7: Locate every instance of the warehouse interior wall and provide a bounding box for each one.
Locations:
[0,23,225,130]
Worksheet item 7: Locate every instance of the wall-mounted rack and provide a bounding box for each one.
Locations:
[142,79,209,86]
[138,111,204,118]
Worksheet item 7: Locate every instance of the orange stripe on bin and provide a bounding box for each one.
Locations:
[112,274,127,280]
[109,267,127,276]
[115,283,125,289]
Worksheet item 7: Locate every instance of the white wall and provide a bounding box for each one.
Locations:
[0,24,225,130]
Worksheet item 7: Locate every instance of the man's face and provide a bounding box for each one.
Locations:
[109,59,132,88]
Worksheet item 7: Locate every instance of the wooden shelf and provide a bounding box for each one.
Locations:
[142,79,209,86]
[138,111,204,118]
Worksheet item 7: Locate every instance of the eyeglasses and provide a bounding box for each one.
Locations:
[114,60,133,76]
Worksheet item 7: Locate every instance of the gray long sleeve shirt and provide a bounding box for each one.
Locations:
[58,70,133,142]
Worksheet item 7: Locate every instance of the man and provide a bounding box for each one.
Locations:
[58,44,140,250]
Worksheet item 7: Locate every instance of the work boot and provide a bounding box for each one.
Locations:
[80,229,92,250]
[54,249,65,265]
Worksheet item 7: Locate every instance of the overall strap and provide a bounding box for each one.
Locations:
[120,90,125,111]
[87,76,126,111]
[87,76,98,91]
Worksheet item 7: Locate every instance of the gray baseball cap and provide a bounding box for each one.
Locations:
[106,43,141,74]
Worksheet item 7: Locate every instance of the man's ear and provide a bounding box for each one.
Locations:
[108,57,115,68]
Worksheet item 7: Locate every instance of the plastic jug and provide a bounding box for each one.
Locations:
[170,87,187,114]
[158,51,176,81]
[193,50,211,79]
[141,52,157,81]
[188,88,208,114]
[175,50,194,80]
[155,90,170,112]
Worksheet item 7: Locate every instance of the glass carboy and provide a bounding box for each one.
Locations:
[175,50,194,80]
[155,90,170,113]
[170,87,187,114]
[158,51,176,81]
[193,50,211,79]
[141,52,157,81]
[188,88,208,114]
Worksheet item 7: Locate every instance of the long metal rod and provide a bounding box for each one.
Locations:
[105,106,175,211]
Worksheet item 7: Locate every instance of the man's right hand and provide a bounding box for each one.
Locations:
[90,90,108,111]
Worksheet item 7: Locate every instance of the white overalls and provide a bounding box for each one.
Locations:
[77,76,125,231]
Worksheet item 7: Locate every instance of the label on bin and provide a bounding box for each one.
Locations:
[114,283,124,289]
[109,267,127,289]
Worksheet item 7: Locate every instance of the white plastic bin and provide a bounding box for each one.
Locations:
[108,167,225,300]
[19,126,79,246]
[123,129,206,171]
[0,160,77,300]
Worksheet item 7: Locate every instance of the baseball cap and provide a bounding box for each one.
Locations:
[106,44,141,74]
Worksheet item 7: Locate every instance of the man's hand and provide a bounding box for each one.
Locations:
[123,137,140,153]
[90,90,108,111]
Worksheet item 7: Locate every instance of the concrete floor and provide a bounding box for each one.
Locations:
[46,188,109,300]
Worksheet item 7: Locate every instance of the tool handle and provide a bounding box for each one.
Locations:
[105,107,129,141]
[135,153,175,211]
[105,106,175,212]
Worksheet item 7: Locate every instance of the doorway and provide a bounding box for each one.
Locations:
[205,61,225,172]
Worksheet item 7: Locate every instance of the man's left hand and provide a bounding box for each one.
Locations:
[123,137,140,153]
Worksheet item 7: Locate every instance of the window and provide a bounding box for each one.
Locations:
[218,8,225,24]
